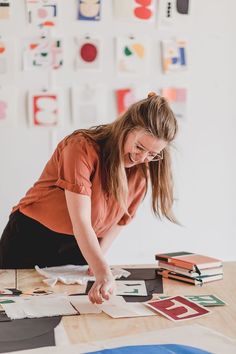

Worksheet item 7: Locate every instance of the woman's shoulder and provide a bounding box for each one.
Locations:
[60,131,100,154]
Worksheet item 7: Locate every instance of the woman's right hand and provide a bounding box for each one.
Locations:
[88,271,116,304]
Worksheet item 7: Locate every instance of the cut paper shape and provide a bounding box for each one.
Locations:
[0,316,61,352]
[72,85,107,127]
[23,36,63,70]
[146,295,210,322]
[161,39,187,73]
[161,87,187,119]
[75,37,101,70]
[28,90,61,127]
[26,0,58,27]
[116,36,149,74]
[0,87,16,126]
[177,0,190,14]
[114,0,155,22]
[0,0,10,20]
[78,0,101,21]
[115,88,135,114]
[116,280,147,296]
[0,39,8,74]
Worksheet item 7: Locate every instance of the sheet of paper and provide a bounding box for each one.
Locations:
[158,294,226,307]
[2,296,78,319]
[97,296,155,318]
[69,296,102,314]
[116,280,147,296]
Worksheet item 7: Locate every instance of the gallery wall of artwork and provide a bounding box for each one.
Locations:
[0,0,189,136]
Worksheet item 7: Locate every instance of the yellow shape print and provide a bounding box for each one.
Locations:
[132,43,145,58]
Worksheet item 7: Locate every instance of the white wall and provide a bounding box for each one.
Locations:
[0,0,235,264]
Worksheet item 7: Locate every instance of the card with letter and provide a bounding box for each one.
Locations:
[146,295,210,321]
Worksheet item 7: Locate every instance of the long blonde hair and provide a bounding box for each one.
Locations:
[68,93,178,222]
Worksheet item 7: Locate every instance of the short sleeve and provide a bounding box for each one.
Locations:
[55,137,97,197]
[118,176,146,226]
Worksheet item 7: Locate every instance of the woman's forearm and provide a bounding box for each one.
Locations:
[99,224,123,255]
[73,222,111,276]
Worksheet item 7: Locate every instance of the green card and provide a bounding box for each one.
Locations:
[158,294,226,307]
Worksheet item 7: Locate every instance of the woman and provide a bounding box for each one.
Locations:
[0,92,178,304]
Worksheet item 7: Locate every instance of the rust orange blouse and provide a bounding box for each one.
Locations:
[13,134,147,237]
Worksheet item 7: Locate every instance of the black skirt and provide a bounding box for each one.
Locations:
[0,210,87,269]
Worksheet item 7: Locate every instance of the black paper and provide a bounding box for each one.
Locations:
[85,268,163,302]
[0,316,62,353]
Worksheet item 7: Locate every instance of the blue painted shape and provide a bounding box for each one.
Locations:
[86,343,211,354]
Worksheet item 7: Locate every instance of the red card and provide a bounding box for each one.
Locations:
[146,295,210,321]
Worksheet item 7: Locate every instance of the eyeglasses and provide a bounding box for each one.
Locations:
[131,144,164,162]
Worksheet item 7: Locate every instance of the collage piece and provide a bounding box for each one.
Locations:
[28,89,62,127]
[116,36,149,74]
[161,38,187,73]
[161,87,187,119]
[158,294,226,307]
[158,0,190,29]
[23,36,63,70]
[0,87,16,126]
[114,0,155,22]
[146,295,211,322]
[26,0,58,27]
[72,85,107,128]
[0,0,10,20]
[77,0,101,21]
[75,36,101,70]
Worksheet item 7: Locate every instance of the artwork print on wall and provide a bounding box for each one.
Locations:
[161,39,187,73]
[0,0,10,20]
[161,87,187,119]
[0,87,16,126]
[26,0,58,27]
[115,88,135,114]
[77,0,101,21]
[23,36,63,70]
[75,37,101,70]
[0,39,8,74]
[28,90,61,127]
[116,36,149,74]
[72,85,107,128]
[114,0,155,22]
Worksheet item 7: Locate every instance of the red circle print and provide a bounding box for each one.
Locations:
[80,43,97,62]
[134,7,152,19]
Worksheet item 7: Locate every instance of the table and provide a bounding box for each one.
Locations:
[0,262,236,345]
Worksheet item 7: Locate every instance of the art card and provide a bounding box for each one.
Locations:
[115,85,153,114]
[115,88,135,114]
[161,39,187,73]
[114,0,155,22]
[116,36,149,74]
[161,87,187,119]
[75,36,101,70]
[0,38,15,79]
[72,85,107,128]
[146,295,210,321]
[77,0,101,21]
[116,281,147,296]
[23,36,63,70]
[0,0,10,20]
[158,0,190,29]
[28,89,61,127]
[159,294,226,307]
[0,87,16,126]
[26,0,58,27]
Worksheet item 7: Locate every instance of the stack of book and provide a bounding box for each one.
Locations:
[155,251,223,285]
